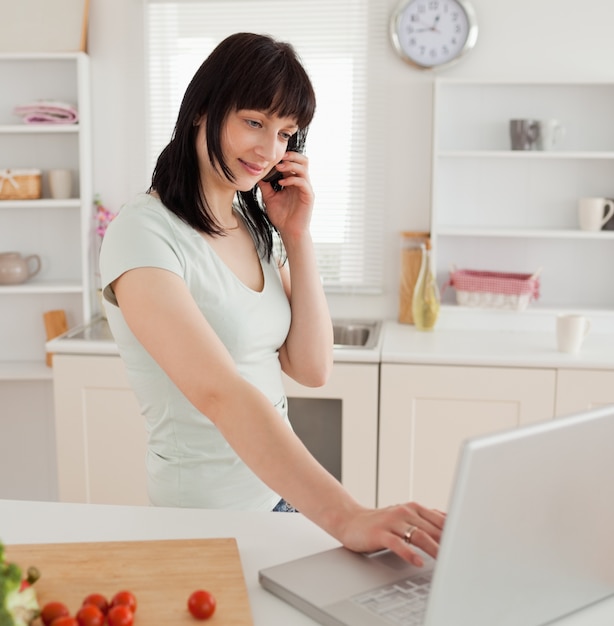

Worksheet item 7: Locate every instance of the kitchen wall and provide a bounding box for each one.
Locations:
[88,0,614,321]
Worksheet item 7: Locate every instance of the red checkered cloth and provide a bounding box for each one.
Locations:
[446,269,540,300]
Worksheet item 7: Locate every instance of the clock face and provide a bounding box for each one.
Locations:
[391,0,478,69]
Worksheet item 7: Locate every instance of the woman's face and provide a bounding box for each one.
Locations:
[197,109,298,193]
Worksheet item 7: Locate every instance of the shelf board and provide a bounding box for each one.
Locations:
[436,228,614,239]
[0,360,53,381]
[0,52,85,61]
[0,198,81,209]
[436,78,614,87]
[437,150,614,160]
[0,124,79,134]
[0,280,83,295]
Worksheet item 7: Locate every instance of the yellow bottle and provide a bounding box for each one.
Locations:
[412,242,440,331]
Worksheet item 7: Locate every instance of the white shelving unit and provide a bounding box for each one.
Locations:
[0,52,92,500]
[432,79,614,313]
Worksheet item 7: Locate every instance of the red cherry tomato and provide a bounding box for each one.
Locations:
[82,593,109,615]
[188,589,217,620]
[50,617,79,626]
[76,604,105,626]
[41,601,70,626]
[107,605,134,626]
[110,590,137,614]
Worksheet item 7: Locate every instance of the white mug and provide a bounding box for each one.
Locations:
[556,314,591,354]
[536,119,565,151]
[48,169,72,199]
[578,197,614,231]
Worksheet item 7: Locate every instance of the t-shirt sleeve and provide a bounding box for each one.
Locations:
[99,199,184,307]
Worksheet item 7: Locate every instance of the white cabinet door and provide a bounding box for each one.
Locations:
[0,379,57,500]
[53,355,380,508]
[283,363,379,507]
[555,369,614,416]
[53,354,149,505]
[378,364,556,510]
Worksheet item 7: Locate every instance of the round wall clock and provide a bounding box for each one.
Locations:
[390,0,478,70]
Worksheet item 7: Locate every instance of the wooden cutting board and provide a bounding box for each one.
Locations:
[5,538,253,625]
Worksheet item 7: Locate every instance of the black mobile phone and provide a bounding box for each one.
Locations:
[262,128,307,192]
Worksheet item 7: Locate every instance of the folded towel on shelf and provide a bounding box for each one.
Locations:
[13,100,79,124]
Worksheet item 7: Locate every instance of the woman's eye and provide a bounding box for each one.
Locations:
[246,119,262,129]
[280,132,293,141]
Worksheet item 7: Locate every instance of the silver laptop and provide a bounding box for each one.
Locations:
[260,405,614,626]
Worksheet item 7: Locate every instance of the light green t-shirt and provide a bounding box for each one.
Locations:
[100,193,291,510]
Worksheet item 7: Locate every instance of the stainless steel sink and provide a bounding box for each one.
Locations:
[332,319,381,349]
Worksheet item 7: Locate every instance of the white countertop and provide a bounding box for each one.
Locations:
[46,316,119,355]
[0,499,338,626]
[1,499,612,625]
[380,306,614,369]
[47,307,614,369]
[382,321,614,369]
[45,316,383,363]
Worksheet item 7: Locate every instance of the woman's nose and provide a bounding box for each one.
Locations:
[257,133,280,161]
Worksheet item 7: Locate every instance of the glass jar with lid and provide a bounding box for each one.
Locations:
[398,231,430,324]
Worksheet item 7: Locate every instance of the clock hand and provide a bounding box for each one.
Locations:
[413,15,441,34]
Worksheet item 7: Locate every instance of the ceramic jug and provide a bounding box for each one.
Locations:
[0,252,42,285]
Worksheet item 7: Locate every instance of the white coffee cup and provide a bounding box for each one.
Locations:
[48,169,72,199]
[556,314,591,354]
[578,197,614,231]
[536,119,565,151]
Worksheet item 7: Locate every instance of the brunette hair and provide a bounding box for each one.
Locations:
[150,32,316,259]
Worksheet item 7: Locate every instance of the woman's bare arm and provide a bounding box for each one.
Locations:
[112,266,444,565]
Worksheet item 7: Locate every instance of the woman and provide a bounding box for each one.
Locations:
[100,32,444,566]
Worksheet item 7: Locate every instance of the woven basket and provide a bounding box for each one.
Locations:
[444,267,541,311]
[0,169,42,200]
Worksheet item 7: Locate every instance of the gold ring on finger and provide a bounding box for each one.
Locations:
[403,525,418,544]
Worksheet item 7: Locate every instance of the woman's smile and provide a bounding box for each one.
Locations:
[238,158,267,178]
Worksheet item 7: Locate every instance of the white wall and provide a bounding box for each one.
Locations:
[88,0,614,320]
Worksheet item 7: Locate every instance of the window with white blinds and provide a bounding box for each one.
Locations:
[145,0,387,293]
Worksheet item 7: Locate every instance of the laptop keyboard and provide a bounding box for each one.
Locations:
[350,572,432,625]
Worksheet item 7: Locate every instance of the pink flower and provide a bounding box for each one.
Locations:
[94,195,116,238]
